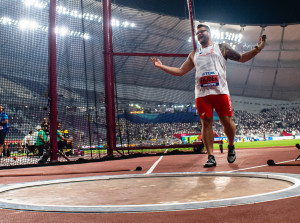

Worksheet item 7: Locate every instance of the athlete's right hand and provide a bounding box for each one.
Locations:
[151,57,163,68]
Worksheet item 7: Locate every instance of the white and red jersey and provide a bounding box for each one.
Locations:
[193,43,229,98]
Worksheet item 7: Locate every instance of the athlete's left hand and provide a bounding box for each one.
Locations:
[256,35,266,52]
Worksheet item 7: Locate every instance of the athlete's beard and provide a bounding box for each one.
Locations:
[200,35,210,46]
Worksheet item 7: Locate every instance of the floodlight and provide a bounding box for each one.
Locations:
[221,32,224,39]
[23,0,35,7]
[123,21,129,27]
[60,27,69,36]
[18,20,28,30]
[57,6,63,14]
[18,19,38,30]
[1,17,12,25]
[83,33,90,39]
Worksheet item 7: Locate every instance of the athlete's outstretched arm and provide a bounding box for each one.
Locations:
[219,35,266,63]
[151,52,195,77]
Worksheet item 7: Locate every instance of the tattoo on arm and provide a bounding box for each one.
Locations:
[219,43,241,61]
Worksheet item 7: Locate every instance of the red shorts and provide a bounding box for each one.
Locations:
[196,94,232,119]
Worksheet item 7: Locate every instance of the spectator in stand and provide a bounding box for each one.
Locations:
[0,105,9,158]
[292,130,296,139]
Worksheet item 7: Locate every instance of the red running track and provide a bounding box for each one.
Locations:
[0,146,299,223]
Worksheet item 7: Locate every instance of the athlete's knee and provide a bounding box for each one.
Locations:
[220,116,233,125]
[201,117,213,127]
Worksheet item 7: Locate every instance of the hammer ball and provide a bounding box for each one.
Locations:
[267,160,275,166]
[135,166,142,171]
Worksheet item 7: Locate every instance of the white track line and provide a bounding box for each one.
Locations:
[228,159,296,172]
[144,149,168,175]
[145,155,164,175]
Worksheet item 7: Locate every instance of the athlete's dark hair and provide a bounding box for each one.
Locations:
[197,24,210,32]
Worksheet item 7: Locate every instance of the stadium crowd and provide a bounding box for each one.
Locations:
[117,107,300,145]
[2,106,300,147]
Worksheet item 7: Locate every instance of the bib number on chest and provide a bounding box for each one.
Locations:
[200,71,219,87]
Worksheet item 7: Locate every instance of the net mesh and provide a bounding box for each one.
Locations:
[55,0,105,160]
[1,1,299,168]
[112,2,199,153]
[0,0,108,167]
[0,0,50,166]
[0,0,200,168]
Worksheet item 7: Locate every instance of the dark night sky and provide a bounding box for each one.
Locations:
[114,0,300,25]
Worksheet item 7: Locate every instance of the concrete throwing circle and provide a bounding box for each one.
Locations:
[0,172,300,213]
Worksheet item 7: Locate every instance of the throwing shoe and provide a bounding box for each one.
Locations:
[227,145,236,163]
[203,155,216,168]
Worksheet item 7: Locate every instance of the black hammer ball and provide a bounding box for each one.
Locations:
[135,166,142,171]
[267,160,276,166]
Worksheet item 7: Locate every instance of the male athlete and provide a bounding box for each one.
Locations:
[151,24,266,167]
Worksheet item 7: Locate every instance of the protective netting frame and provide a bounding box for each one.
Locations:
[109,0,201,155]
[48,0,108,163]
[0,0,201,169]
[0,0,108,168]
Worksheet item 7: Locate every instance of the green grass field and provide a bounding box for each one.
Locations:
[16,139,297,156]
[9,139,299,157]
[105,139,299,154]
[213,139,299,149]
[111,139,300,154]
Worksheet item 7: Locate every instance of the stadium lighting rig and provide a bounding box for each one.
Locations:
[0,16,90,39]
[211,29,243,43]
[21,0,136,28]
[188,29,243,50]
[0,0,139,39]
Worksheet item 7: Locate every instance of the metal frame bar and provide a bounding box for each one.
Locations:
[113,52,188,57]
[49,0,58,161]
[103,0,196,156]
[187,0,197,51]
[103,0,116,156]
[242,27,265,96]
[271,26,286,98]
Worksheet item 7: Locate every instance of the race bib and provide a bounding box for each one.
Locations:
[199,71,219,87]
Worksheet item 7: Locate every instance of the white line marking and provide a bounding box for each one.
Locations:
[145,156,164,175]
[228,159,296,172]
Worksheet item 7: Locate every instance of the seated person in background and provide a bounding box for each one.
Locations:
[37,123,50,164]
[57,122,73,152]
[36,124,49,157]
[41,117,48,126]
[22,131,33,154]
[41,118,49,136]
[32,126,40,155]
[27,131,35,154]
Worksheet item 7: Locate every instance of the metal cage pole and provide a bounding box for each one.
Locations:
[103,0,116,156]
[187,0,197,51]
[48,0,58,161]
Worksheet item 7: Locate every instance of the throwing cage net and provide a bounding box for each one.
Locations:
[0,0,204,168]
[112,6,199,153]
